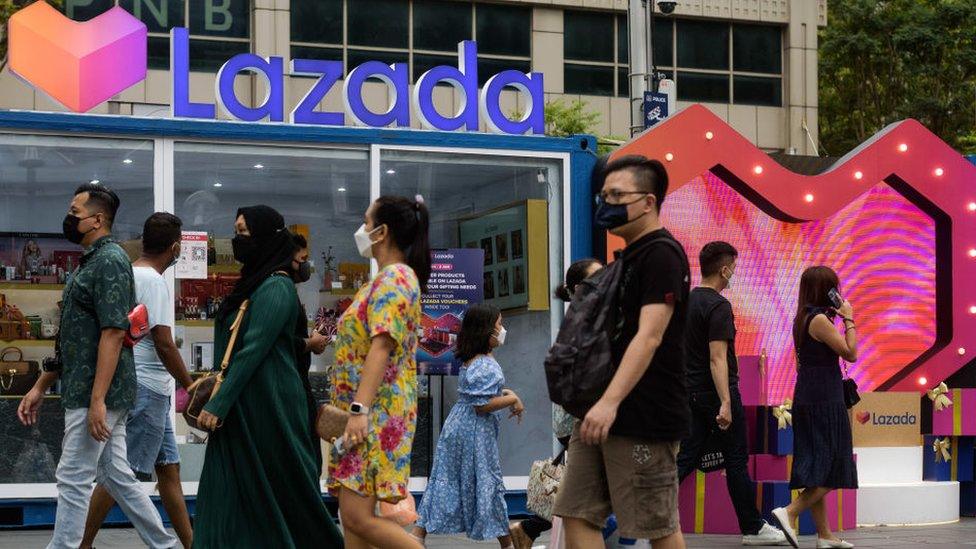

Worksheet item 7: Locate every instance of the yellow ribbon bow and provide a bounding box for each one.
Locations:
[933,437,952,463]
[927,382,953,412]
[772,399,793,430]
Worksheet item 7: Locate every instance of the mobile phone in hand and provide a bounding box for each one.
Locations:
[828,287,844,309]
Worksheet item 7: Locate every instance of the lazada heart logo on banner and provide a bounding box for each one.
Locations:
[856,411,871,425]
[8,2,147,113]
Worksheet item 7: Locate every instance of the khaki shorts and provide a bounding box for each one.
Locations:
[552,425,680,540]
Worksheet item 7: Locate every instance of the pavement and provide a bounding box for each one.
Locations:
[2,520,975,548]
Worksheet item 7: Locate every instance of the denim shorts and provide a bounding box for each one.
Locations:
[126,384,180,476]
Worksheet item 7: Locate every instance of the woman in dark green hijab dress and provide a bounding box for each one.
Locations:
[193,205,343,548]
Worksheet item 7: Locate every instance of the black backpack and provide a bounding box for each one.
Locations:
[545,236,688,419]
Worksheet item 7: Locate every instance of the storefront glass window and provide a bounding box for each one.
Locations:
[378,149,565,476]
[172,143,369,376]
[0,134,154,483]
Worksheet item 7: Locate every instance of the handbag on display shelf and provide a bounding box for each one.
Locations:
[0,347,40,396]
[183,300,249,430]
[525,449,566,521]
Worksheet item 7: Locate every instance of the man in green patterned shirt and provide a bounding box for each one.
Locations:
[18,184,176,549]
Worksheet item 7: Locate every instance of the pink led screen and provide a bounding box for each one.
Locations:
[662,172,937,403]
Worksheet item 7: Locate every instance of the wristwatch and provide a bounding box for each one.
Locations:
[350,402,368,415]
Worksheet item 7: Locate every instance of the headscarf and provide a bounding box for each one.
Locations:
[216,205,296,319]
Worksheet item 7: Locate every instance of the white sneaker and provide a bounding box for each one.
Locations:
[742,522,789,546]
[771,507,799,549]
[817,539,854,548]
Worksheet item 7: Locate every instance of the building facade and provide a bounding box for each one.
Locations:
[0,0,826,153]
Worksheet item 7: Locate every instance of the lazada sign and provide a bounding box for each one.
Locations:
[8,2,544,135]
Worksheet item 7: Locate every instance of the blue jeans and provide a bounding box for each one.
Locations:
[126,385,180,476]
[48,408,176,549]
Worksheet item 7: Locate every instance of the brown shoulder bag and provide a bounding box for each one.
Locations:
[183,300,249,430]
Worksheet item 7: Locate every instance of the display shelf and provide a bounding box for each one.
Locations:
[0,282,64,291]
[176,319,214,327]
[207,264,240,274]
[320,288,358,295]
[0,339,55,347]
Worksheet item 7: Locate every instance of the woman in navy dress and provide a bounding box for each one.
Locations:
[772,266,858,549]
[412,304,525,548]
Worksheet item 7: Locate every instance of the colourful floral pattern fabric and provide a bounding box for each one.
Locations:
[327,264,421,503]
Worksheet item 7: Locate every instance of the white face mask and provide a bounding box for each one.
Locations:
[354,224,381,259]
[722,266,734,289]
[494,326,507,347]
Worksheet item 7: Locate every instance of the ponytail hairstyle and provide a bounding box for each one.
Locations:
[554,258,603,302]
[373,195,431,292]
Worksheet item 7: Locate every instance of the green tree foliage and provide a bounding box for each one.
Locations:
[819,0,976,155]
[544,98,602,137]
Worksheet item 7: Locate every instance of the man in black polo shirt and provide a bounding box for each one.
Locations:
[676,242,786,546]
[553,155,690,549]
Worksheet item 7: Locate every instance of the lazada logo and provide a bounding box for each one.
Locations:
[856,411,917,426]
[8,2,147,113]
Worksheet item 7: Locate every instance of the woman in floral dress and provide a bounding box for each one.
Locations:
[328,195,430,549]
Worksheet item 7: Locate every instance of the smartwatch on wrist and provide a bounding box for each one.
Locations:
[350,402,368,415]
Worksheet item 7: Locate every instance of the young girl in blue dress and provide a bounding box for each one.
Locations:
[412,303,524,548]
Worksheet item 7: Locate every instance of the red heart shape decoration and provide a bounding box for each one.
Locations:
[610,105,976,393]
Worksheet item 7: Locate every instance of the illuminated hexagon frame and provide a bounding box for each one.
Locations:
[610,105,975,391]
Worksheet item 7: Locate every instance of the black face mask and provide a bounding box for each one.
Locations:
[62,214,95,245]
[293,261,311,283]
[232,235,258,264]
[594,201,648,230]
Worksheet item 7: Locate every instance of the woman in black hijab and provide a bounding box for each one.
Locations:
[193,206,344,548]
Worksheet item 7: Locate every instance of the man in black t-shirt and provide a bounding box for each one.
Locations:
[552,155,690,549]
[676,242,786,545]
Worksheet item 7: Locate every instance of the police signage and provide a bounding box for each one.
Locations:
[643,91,669,129]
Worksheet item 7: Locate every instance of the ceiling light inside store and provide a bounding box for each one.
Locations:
[123,158,133,164]
[385,169,396,175]
[337,187,347,193]
[90,179,100,185]
[253,163,264,169]
[213,182,223,188]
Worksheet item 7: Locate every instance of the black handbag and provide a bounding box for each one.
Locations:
[842,362,860,408]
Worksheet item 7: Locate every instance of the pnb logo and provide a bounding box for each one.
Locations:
[8,2,147,113]
[856,411,918,426]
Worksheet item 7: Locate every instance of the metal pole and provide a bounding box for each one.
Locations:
[646,1,656,94]
[629,0,649,136]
